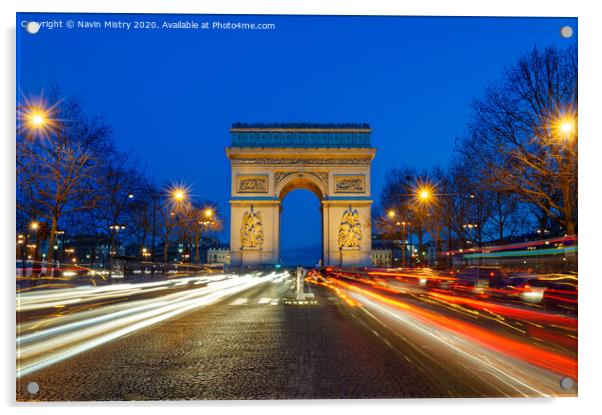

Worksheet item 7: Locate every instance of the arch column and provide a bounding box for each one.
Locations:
[322,199,372,267]
[230,199,280,267]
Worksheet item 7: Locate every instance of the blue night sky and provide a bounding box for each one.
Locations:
[17,13,577,265]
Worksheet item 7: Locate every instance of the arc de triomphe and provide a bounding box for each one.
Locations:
[226,123,375,267]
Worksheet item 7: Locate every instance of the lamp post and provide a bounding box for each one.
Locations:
[399,221,411,268]
[386,210,400,266]
[556,115,577,236]
[29,221,40,277]
[108,224,126,277]
[385,210,412,268]
[462,223,478,245]
[163,186,190,273]
[413,184,434,266]
[194,207,216,264]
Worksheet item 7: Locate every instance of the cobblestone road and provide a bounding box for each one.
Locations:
[17,277,452,401]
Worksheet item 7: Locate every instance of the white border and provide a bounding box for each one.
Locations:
[2,1,601,414]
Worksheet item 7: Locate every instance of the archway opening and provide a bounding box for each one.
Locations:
[279,188,322,267]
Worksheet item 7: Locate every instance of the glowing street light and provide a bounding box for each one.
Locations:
[387,209,396,218]
[173,190,185,200]
[552,114,576,141]
[18,98,58,138]
[29,221,39,231]
[30,112,46,127]
[204,208,214,218]
[170,187,188,203]
[417,187,432,203]
[560,121,573,134]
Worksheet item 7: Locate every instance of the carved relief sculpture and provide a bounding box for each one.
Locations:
[337,207,362,249]
[334,175,365,193]
[238,175,268,193]
[240,207,264,249]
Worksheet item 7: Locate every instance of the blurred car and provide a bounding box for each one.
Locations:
[511,275,578,313]
[452,266,508,295]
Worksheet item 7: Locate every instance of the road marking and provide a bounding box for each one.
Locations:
[258,297,271,304]
[230,298,247,305]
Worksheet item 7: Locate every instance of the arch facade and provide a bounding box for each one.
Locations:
[227,123,376,267]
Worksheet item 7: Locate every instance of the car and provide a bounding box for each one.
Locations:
[516,275,578,313]
[452,266,508,295]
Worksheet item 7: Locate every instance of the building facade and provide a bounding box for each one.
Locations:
[371,249,393,267]
[207,248,231,267]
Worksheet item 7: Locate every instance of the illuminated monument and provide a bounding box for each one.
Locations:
[227,123,376,267]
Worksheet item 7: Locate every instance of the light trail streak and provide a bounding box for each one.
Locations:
[310,274,577,397]
[463,246,577,259]
[17,271,289,377]
[353,294,550,397]
[17,274,230,312]
[441,235,577,256]
[426,291,577,329]
[332,279,576,378]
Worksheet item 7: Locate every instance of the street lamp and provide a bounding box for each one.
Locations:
[463,223,478,245]
[30,113,46,127]
[387,209,396,219]
[408,179,437,206]
[552,114,576,141]
[417,187,432,203]
[204,208,214,218]
[560,122,573,134]
[171,188,187,203]
[29,221,39,230]
[18,100,57,138]
[398,221,411,268]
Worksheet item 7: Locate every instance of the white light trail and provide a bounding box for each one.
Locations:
[349,292,558,397]
[17,271,289,378]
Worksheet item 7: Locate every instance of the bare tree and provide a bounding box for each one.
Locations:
[126,180,158,257]
[187,203,221,264]
[460,45,577,234]
[17,93,113,265]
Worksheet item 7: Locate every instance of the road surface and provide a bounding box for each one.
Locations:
[16,270,577,400]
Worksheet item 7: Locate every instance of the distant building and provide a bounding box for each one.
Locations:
[371,249,392,267]
[207,248,231,267]
[61,234,114,265]
[371,234,415,267]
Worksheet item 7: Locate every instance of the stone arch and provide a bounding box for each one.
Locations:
[275,172,327,201]
[226,123,376,267]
